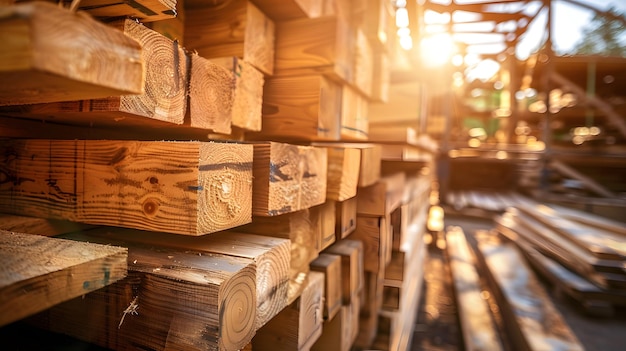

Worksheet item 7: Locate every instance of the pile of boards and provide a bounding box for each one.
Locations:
[0,1,436,350]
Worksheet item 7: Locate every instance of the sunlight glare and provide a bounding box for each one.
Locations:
[420,33,456,67]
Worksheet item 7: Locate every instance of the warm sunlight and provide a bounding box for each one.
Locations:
[420,32,457,67]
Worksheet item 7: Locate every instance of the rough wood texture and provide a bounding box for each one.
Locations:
[211,57,264,132]
[0,140,253,235]
[252,142,327,216]
[0,230,127,327]
[357,172,405,216]
[253,271,325,351]
[313,143,361,201]
[88,227,290,330]
[336,197,358,240]
[274,16,352,82]
[184,0,275,75]
[0,19,187,128]
[311,294,359,351]
[475,230,585,351]
[237,210,317,303]
[0,2,143,106]
[253,75,342,141]
[325,239,364,305]
[250,0,325,20]
[41,230,257,351]
[310,201,337,252]
[447,226,504,351]
[310,253,342,321]
[189,54,235,134]
[341,85,369,140]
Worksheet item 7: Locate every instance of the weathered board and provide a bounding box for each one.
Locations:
[0,230,127,327]
[184,0,275,75]
[0,140,253,235]
[0,2,143,106]
[252,141,327,216]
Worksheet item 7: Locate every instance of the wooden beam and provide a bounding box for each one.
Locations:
[210,57,265,132]
[311,293,359,351]
[325,239,364,305]
[274,16,353,82]
[0,19,188,128]
[184,0,275,75]
[253,271,325,351]
[0,213,91,237]
[447,226,504,351]
[310,201,337,252]
[0,2,143,106]
[341,85,369,141]
[248,0,325,20]
[252,141,327,216]
[357,172,405,217]
[349,215,391,273]
[310,253,343,321]
[55,0,177,22]
[550,159,616,198]
[237,210,317,304]
[335,197,358,240]
[0,140,253,235]
[86,227,290,331]
[39,230,257,351]
[252,75,342,141]
[312,143,361,201]
[0,230,127,327]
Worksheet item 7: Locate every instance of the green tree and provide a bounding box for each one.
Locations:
[569,6,626,57]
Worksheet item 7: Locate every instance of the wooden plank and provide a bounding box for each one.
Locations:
[184,0,275,75]
[371,51,391,103]
[518,203,626,260]
[0,213,91,237]
[310,253,343,321]
[312,292,359,351]
[147,0,185,42]
[368,81,421,125]
[549,203,626,236]
[341,84,369,140]
[446,226,504,351]
[324,239,364,305]
[249,0,325,20]
[0,140,253,235]
[354,272,383,349]
[474,230,585,351]
[349,215,392,273]
[39,231,257,351]
[550,159,616,198]
[86,227,290,330]
[0,2,143,106]
[310,201,337,252]
[355,143,382,187]
[357,172,405,216]
[37,0,178,22]
[352,28,373,98]
[352,0,394,51]
[237,210,317,304]
[210,57,265,132]
[312,143,361,201]
[336,196,358,240]
[0,230,127,327]
[1,19,188,128]
[274,16,353,82]
[252,141,327,216]
[252,75,342,141]
[253,271,325,351]
[188,54,235,134]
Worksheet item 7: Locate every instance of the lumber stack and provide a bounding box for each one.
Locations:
[495,203,626,316]
[0,0,438,350]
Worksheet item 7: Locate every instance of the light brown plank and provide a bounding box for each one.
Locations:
[0,230,127,327]
[310,253,342,321]
[0,140,253,235]
[313,143,362,201]
[184,0,275,75]
[0,2,143,106]
[325,239,364,305]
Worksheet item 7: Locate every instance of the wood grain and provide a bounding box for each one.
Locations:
[313,143,361,201]
[0,230,127,327]
[0,2,143,106]
[184,0,275,75]
[325,239,364,305]
[252,142,327,216]
[310,253,342,321]
[0,140,253,235]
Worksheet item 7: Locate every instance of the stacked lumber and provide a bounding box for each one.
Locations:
[495,203,626,316]
[471,229,585,351]
[0,1,438,350]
